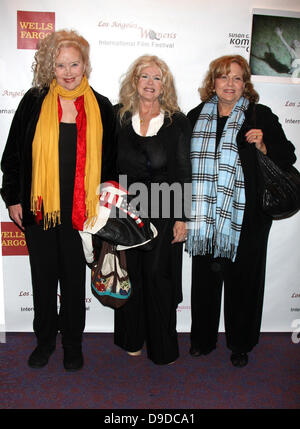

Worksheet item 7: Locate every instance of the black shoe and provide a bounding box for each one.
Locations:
[230,352,248,367]
[63,346,84,372]
[189,346,215,357]
[28,345,56,368]
[189,347,202,357]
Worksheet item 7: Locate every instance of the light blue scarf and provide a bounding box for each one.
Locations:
[186,95,249,262]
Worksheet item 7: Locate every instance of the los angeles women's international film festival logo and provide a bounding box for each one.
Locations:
[98,20,177,48]
[17,10,55,50]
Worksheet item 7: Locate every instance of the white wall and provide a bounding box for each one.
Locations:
[0,0,299,332]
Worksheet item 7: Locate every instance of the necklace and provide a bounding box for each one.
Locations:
[139,111,160,125]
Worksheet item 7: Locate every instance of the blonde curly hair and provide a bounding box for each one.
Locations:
[118,55,180,123]
[199,55,259,103]
[32,29,91,89]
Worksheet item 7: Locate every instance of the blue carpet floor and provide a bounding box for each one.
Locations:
[0,332,299,410]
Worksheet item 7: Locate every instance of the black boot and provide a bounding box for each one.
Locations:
[28,344,56,368]
[63,346,84,371]
[189,345,216,357]
[230,352,248,367]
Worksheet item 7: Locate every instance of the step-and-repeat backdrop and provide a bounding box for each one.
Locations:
[0,0,299,333]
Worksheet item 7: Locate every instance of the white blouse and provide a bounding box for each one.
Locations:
[132,111,165,136]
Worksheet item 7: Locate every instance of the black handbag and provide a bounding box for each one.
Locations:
[94,196,156,251]
[256,149,300,219]
[92,181,157,250]
[79,181,158,267]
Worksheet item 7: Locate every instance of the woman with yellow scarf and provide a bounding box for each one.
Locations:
[1,30,116,371]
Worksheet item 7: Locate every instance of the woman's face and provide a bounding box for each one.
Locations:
[214,62,245,108]
[54,46,85,91]
[136,64,163,103]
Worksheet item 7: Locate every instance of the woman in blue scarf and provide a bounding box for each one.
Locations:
[186,55,296,367]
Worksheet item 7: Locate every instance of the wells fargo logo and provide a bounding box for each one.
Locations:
[1,222,28,256]
[17,10,55,50]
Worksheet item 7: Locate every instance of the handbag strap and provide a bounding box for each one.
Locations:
[118,249,127,270]
[111,247,128,293]
[99,241,112,265]
[93,241,114,278]
[248,102,256,129]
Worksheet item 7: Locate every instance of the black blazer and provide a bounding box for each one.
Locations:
[1,87,116,226]
[187,102,297,229]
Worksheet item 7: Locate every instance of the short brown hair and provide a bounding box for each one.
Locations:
[199,55,259,103]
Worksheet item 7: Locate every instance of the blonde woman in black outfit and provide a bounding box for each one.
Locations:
[114,55,191,365]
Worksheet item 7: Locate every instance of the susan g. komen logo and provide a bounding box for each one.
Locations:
[17,10,55,50]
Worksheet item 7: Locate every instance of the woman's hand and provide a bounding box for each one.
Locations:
[172,221,187,244]
[245,129,267,154]
[8,204,24,230]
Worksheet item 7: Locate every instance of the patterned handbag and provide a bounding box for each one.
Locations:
[91,241,131,309]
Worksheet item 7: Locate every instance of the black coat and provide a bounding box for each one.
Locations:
[1,87,116,226]
[187,102,297,231]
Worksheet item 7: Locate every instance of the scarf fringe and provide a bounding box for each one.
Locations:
[84,197,99,228]
[43,211,61,229]
[186,232,238,262]
[30,196,41,214]
[31,196,61,229]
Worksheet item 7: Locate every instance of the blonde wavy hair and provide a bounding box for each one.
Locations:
[32,29,91,89]
[118,55,180,123]
[199,55,259,103]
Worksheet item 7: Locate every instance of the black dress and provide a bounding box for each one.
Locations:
[114,113,191,365]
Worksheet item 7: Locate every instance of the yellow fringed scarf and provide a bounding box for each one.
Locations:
[31,76,103,229]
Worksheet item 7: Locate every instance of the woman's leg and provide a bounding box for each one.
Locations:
[114,248,145,353]
[56,222,86,349]
[223,223,272,354]
[141,220,181,365]
[25,223,59,348]
[190,254,223,354]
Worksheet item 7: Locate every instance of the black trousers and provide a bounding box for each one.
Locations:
[114,219,183,365]
[191,221,272,354]
[25,220,86,348]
